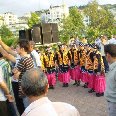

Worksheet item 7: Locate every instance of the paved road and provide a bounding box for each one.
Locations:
[47,81,107,116]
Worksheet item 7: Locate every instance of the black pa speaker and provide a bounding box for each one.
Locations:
[26,29,32,41]
[42,32,52,44]
[32,27,42,43]
[19,30,26,40]
[52,32,59,43]
[51,23,58,32]
[42,23,51,33]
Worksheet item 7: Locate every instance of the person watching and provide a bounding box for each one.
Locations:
[21,68,80,116]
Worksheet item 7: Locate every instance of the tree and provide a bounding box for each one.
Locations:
[59,7,85,42]
[59,16,73,42]
[0,25,17,46]
[0,25,13,38]
[84,0,115,39]
[28,12,41,28]
[69,7,84,31]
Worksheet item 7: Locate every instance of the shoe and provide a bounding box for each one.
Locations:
[65,83,69,87]
[76,81,80,87]
[50,85,54,89]
[73,80,77,85]
[73,82,77,85]
[62,83,66,87]
[96,93,104,97]
[49,85,54,89]
[88,89,95,93]
[83,84,88,88]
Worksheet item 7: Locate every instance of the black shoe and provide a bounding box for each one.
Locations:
[73,82,77,85]
[96,93,104,97]
[88,89,95,93]
[83,84,88,88]
[62,83,66,87]
[49,85,54,89]
[65,83,69,87]
[50,85,54,89]
[73,80,77,85]
[76,81,80,87]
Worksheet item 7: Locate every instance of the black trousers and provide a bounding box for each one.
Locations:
[7,100,17,116]
[102,56,109,73]
[0,101,10,116]
[12,82,25,115]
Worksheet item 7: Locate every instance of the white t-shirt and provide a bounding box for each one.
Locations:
[31,50,41,68]
[108,38,116,44]
[100,43,105,56]
[100,42,109,56]
[22,97,79,116]
[0,67,7,101]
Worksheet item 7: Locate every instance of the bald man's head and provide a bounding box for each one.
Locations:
[21,68,48,97]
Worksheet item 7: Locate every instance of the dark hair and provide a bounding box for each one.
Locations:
[104,44,116,57]
[0,52,3,58]
[21,68,48,97]
[18,40,30,52]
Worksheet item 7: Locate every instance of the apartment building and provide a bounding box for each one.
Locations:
[41,4,69,23]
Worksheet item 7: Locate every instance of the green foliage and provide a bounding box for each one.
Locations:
[2,37,18,46]
[60,1,115,42]
[59,7,85,42]
[0,25,17,46]
[59,16,73,42]
[0,25,13,38]
[69,7,85,32]
[86,27,100,43]
[84,0,115,40]
[102,4,116,9]
[28,12,41,28]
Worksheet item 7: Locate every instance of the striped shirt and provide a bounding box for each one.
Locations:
[16,56,34,97]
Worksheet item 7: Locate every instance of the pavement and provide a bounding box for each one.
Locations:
[47,80,107,116]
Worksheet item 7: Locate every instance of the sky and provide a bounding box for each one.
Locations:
[0,0,116,16]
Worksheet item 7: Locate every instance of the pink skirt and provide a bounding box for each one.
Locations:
[70,68,76,80]
[46,73,56,86]
[58,71,70,83]
[62,71,70,83]
[95,75,106,93]
[88,74,95,89]
[81,72,88,83]
[75,66,81,80]
[58,72,63,82]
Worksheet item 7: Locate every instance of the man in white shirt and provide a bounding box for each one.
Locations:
[99,35,109,73]
[29,41,41,68]
[21,68,80,116]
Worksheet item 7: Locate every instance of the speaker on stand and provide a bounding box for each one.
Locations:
[51,23,59,43]
[42,23,52,44]
[19,30,26,40]
[25,29,32,41]
[32,26,42,44]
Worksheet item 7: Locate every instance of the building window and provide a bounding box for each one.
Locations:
[9,16,12,18]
